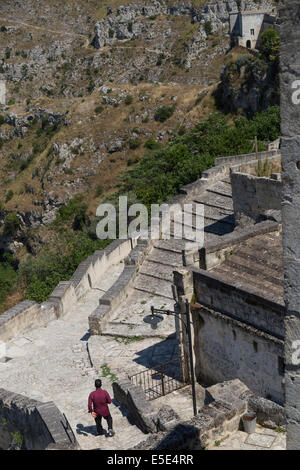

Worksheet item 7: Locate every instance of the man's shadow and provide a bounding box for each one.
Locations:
[76,423,110,438]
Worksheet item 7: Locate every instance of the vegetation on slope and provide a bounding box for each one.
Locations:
[119,106,280,208]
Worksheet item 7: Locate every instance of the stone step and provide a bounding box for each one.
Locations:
[134,273,174,299]
[207,181,233,197]
[232,248,282,273]
[154,239,186,252]
[223,254,283,286]
[194,194,234,212]
[140,261,174,282]
[184,203,234,221]
[147,247,183,267]
[101,322,173,339]
[214,265,283,303]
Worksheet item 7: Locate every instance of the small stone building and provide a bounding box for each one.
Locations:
[229,9,277,49]
[0,81,6,105]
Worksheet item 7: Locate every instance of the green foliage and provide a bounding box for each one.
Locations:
[0,252,18,304]
[19,231,110,303]
[259,29,280,62]
[95,105,104,114]
[154,105,175,122]
[129,138,141,149]
[124,94,133,105]
[204,20,213,36]
[3,213,20,235]
[0,115,5,126]
[144,137,163,150]
[119,107,280,209]
[95,185,103,197]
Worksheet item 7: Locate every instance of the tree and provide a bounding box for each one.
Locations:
[3,213,20,236]
[259,29,280,62]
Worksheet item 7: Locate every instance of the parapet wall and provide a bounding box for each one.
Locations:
[0,238,136,343]
[0,388,78,450]
[192,267,284,339]
[231,171,282,227]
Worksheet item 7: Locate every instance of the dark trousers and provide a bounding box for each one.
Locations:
[95,413,113,434]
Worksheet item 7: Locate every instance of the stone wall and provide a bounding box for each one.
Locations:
[192,267,284,339]
[0,388,78,450]
[231,171,282,227]
[0,238,136,343]
[280,0,300,450]
[131,378,285,450]
[191,304,284,404]
[89,237,151,335]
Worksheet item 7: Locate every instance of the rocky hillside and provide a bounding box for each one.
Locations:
[0,0,278,311]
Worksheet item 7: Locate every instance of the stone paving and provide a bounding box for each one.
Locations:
[207,425,286,450]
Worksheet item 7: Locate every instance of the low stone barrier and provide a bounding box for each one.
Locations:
[89,238,152,335]
[0,238,137,343]
[131,379,285,450]
[183,220,280,270]
[112,379,158,434]
[0,388,78,450]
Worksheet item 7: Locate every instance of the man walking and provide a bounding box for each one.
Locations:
[88,379,115,436]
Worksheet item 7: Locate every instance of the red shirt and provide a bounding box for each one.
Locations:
[88,388,112,417]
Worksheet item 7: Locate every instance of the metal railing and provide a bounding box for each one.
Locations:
[129,356,186,401]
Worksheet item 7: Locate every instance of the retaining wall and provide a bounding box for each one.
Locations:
[0,388,78,450]
[0,238,136,343]
[231,171,282,227]
[192,267,284,339]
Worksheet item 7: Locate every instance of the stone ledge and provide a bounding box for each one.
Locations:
[0,388,78,450]
[183,220,280,269]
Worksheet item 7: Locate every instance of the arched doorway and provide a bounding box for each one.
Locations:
[246,40,251,49]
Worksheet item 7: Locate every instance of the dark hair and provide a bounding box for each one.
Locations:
[95,379,102,389]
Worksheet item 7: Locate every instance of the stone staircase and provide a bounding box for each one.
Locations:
[213,231,283,303]
[101,177,235,340]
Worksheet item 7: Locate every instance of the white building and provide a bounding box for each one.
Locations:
[229,9,277,49]
[0,81,6,105]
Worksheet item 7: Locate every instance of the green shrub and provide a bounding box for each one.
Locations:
[95,105,104,114]
[204,21,213,36]
[3,212,20,235]
[129,138,141,149]
[5,189,14,202]
[0,115,5,126]
[119,107,280,209]
[154,105,175,122]
[124,94,133,105]
[95,185,103,197]
[259,29,280,62]
[144,138,162,150]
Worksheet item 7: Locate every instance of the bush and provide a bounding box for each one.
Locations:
[0,115,5,126]
[129,138,141,149]
[3,213,20,235]
[95,185,103,197]
[95,105,104,114]
[204,21,213,36]
[259,29,280,62]
[144,138,162,150]
[124,94,133,105]
[19,232,111,303]
[5,189,14,202]
[119,107,280,209]
[154,105,175,122]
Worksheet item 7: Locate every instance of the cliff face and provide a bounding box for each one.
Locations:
[213,52,279,116]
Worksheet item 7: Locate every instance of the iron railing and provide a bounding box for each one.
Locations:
[129,356,186,400]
